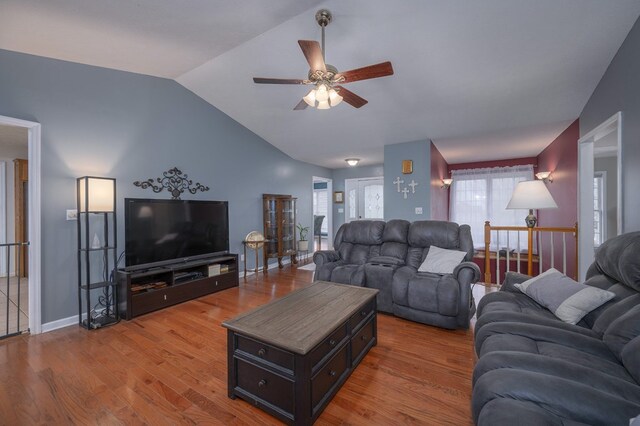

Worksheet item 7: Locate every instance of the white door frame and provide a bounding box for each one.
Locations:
[312,176,332,251]
[0,115,42,334]
[0,161,6,275]
[577,111,622,281]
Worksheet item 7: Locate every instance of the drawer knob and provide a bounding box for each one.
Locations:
[329,339,336,347]
[329,370,336,377]
[164,295,167,301]
[361,335,367,341]
[258,379,267,388]
[258,348,266,357]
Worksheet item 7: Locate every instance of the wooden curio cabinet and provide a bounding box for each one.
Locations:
[263,194,297,268]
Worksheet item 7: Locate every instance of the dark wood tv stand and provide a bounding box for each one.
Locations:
[117,254,239,319]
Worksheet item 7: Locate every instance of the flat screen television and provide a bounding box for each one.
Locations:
[124,198,229,271]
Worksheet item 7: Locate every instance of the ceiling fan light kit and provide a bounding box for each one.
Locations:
[253,9,394,110]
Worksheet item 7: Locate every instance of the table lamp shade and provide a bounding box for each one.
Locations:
[506,180,558,210]
[78,177,115,212]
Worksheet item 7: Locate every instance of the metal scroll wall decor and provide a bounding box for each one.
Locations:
[133,167,210,200]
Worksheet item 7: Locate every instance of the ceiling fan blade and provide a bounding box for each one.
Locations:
[298,40,326,72]
[294,99,308,110]
[253,77,308,85]
[337,61,394,83]
[335,86,368,108]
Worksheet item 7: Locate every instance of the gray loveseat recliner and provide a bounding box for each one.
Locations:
[472,231,640,425]
[314,219,480,329]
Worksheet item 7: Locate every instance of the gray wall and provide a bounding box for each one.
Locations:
[383,140,431,222]
[330,164,383,239]
[0,49,331,324]
[580,16,640,232]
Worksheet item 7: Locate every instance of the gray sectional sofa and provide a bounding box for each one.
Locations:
[473,231,640,425]
[313,219,480,329]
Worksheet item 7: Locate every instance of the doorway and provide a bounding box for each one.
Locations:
[0,115,42,337]
[577,112,622,280]
[312,177,332,251]
[345,177,384,222]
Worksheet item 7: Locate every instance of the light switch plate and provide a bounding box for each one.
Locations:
[66,209,78,220]
[415,207,423,215]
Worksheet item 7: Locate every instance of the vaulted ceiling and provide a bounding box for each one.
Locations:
[1,0,639,168]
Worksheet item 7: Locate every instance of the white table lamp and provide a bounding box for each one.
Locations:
[506,180,558,227]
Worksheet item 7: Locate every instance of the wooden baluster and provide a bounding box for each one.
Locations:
[496,230,501,286]
[506,231,510,274]
[484,221,491,284]
[539,231,543,274]
[562,233,567,275]
[517,231,521,274]
[550,232,555,269]
[527,227,533,276]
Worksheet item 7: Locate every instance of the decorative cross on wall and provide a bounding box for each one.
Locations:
[408,180,418,194]
[401,187,410,199]
[393,176,404,192]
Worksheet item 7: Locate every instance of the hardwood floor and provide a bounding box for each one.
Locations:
[0,267,486,425]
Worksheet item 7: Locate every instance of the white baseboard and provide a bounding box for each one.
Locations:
[41,314,79,333]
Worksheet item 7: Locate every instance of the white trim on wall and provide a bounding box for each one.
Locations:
[0,115,42,334]
[577,111,623,281]
[0,161,6,276]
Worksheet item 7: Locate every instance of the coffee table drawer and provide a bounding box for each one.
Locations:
[311,345,349,410]
[235,358,294,414]
[348,299,375,332]
[308,323,348,370]
[351,317,375,364]
[236,335,294,372]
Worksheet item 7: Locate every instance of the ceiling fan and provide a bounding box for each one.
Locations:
[253,9,394,110]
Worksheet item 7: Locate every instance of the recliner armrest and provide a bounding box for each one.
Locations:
[453,261,481,284]
[367,256,405,267]
[313,250,340,266]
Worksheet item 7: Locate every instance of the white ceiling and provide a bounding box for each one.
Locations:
[2,1,639,168]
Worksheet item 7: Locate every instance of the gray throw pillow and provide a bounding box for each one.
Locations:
[418,245,467,274]
[514,268,615,324]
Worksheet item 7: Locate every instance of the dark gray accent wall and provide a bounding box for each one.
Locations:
[0,49,331,324]
[580,17,640,232]
[330,164,384,239]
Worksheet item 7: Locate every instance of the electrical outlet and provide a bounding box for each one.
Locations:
[66,209,78,220]
[415,207,423,215]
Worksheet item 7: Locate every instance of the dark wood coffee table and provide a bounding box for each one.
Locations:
[223,281,379,425]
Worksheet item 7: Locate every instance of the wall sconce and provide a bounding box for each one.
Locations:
[535,171,553,183]
[441,178,453,189]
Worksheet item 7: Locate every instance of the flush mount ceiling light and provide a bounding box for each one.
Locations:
[253,9,394,110]
[345,158,360,166]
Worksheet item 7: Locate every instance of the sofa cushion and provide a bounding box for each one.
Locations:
[417,245,467,274]
[594,231,640,292]
[515,268,615,324]
[342,220,385,245]
[622,336,640,385]
[330,264,365,286]
[603,304,640,361]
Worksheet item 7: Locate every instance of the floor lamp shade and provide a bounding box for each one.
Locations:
[506,180,557,227]
[77,176,116,212]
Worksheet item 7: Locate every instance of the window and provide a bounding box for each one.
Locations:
[593,172,606,247]
[450,165,533,250]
